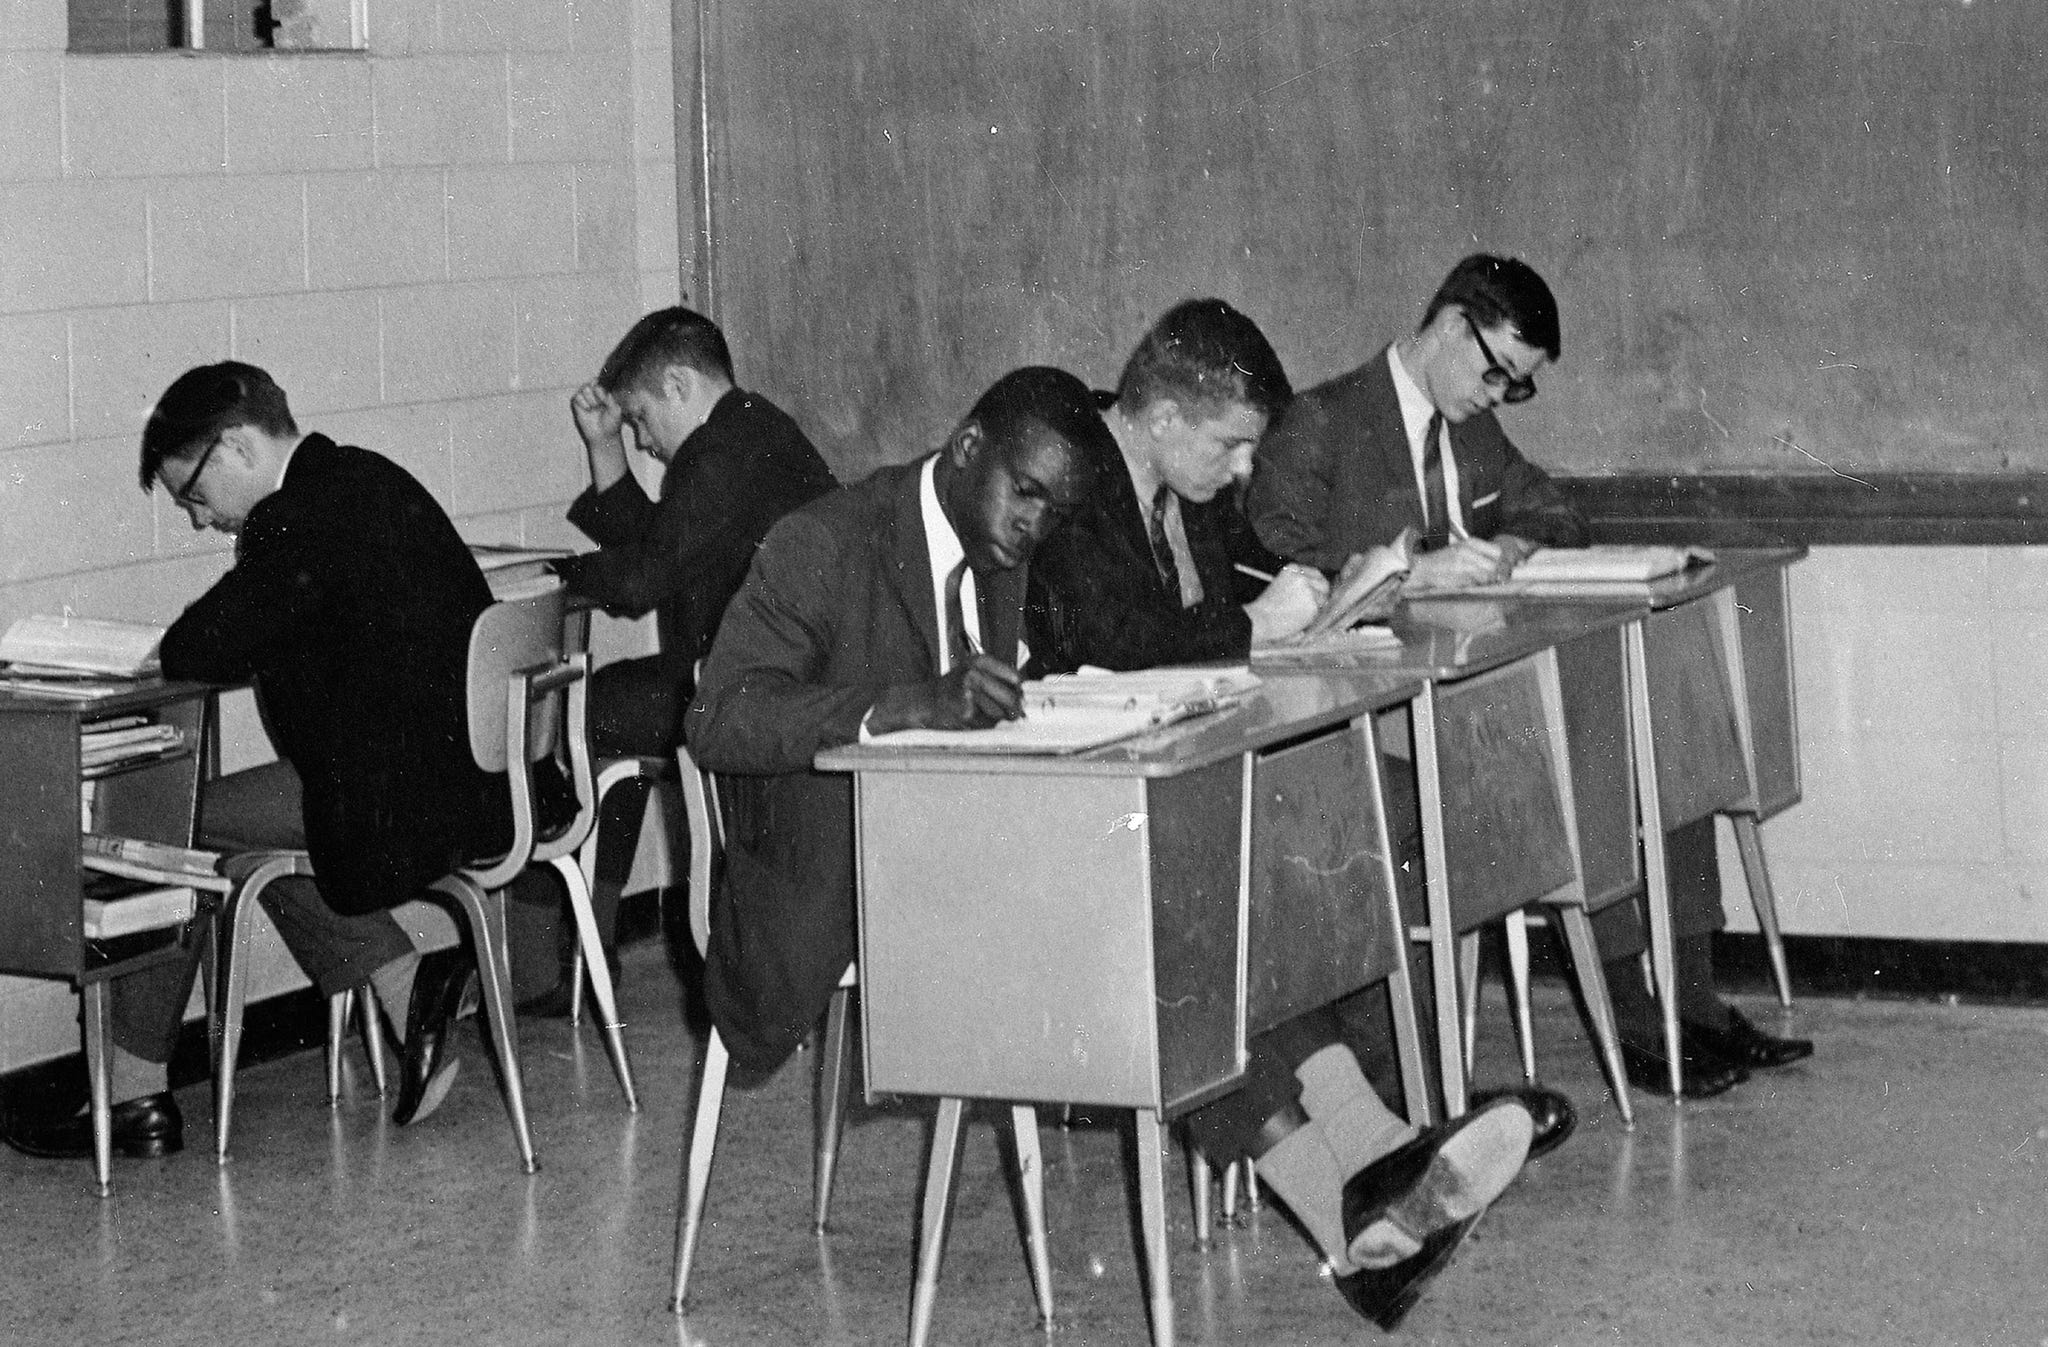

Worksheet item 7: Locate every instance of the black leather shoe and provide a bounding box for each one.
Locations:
[1683,1009,1813,1070]
[1621,1038,1747,1099]
[1334,1212,1481,1331]
[4,1091,183,1160]
[394,948,473,1126]
[1469,1085,1576,1160]
[1339,1096,1531,1269]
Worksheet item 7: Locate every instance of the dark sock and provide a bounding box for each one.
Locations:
[1604,954,1659,1045]
[1676,935,1730,1029]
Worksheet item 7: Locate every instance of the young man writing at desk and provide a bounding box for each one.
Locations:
[1026,298,1552,1328]
[5,363,513,1161]
[1246,253,1813,1097]
[520,307,835,1016]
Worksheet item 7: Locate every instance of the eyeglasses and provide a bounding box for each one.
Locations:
[167,435,223,506]
[1465,314,1537,404]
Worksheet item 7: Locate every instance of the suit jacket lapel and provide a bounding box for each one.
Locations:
[1366,350,1431,532]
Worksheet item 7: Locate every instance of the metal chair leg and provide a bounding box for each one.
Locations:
[670,1028,730,1311]
[551,855,637,1109]
[438,877,536,1173]
[813,984,853,1231]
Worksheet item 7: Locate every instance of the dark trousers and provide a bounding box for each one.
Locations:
[1590,815,1727,957]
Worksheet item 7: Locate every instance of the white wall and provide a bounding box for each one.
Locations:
[1725,545,2048,944]
[0,0,682,1070]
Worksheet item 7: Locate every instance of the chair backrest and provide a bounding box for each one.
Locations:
[676,744,724,960]
[463,586,597,886]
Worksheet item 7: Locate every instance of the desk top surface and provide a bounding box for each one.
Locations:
[0,678,213,718]
[816,667,1424,778]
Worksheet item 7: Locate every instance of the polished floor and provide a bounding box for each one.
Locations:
[4,945,2047,1346]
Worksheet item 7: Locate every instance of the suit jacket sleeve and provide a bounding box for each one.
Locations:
[1465,417,1590,547]
[556,470,727,618]
[158,503,327,684]
[685,511,885,774]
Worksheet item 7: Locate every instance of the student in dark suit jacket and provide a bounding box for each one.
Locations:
[1026,299,1540,1330]
[523,308,836,1014]
[685,367,1098,1079]
[1246,253,1587,587]
[6,363,505,1164]
[1249,255,1812,1097]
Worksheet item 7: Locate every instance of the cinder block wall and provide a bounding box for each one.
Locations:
[0,0,683,1069]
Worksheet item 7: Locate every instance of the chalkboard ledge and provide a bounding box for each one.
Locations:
[1558,474,2048,546]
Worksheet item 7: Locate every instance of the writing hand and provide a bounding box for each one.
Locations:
[1407,537,1513,590]
[867,655,1026,734]
[1244,564,1329,643]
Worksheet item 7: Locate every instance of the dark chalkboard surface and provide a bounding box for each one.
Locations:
[696,0,2041,481]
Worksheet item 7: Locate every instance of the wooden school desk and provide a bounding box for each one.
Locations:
[818,668,1427,1347]
[0,680,213,1193]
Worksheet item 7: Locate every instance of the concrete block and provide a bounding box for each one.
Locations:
[634,158,678,273]
[231,289,383,416]
[64,55,224,177]
[512,270,640,392]
[223,54,376,173]
[306,169,446,289]
[148,174,307,302]
[508,51,631,163]
[449,388,584,516]
[439,0,574,53]
[631,38,675,162]
[448,163,576,280]
[372,54,508,167]
[574,157,636,273]
[0,52,62,178]
[0,435,158,583]
[381,280,517,403]
[71,301,231,443]
[0,312,68,449]
[0,0,65,51]
[639,267,683,314]
[569,0,629,57]
[0,180,149,313]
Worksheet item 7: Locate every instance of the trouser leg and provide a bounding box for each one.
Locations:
[1595,816,1728,1039]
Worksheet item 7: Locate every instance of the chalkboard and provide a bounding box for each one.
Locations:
[696,0,2043,481]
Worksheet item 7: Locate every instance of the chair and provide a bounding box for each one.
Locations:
[207,587,638,1171]
[667,746,1053,1324]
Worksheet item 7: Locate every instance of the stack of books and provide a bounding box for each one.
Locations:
[80,715,185,774]
[0,614,166,700]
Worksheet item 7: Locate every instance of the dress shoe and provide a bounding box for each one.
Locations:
[4,1091,183,1160]
[1469,1085,1576,1160]
[1683,1008,1814,1070]
[516,951,623,1019]
[1334,1212,1481,1331]
[1621,1037,1747,1099]
[1339,1095,1531,1269]
[394,948,474,1126]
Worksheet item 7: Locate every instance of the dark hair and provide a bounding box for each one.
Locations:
[596,306,735,394]
[1419,254,1560,361]
[1113,298,1292,422]
[137,361,297,491]
[966,366,1116,467]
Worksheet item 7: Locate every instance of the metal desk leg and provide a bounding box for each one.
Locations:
[1012,1104,1054,1329]
[1624,621,1683,1097]
[1134,1108,1176,1347]
[83,981,113,1197]
[909,1097,966,1347]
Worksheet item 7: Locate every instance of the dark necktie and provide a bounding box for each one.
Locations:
[942,557,975,671]
[1146,485,1178,590]
[1420,410,1448,543]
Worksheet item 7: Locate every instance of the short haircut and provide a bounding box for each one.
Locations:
[137,361,297,491]
[1419,254,1561,361]
[1113,298,1292,423]
[967,366,1115,468]
[596,306,735,394]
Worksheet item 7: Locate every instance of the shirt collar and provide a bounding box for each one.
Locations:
[1388,344,1437,453]
[917,454,981,671]
[273,434,305,493]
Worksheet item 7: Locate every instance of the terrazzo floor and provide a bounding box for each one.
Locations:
[4,942,2047,1346]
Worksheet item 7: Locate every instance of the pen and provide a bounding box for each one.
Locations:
[1234,563,1276,583]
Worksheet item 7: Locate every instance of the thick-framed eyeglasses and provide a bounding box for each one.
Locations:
[1465,314,1537,404]
[168,435,223,506]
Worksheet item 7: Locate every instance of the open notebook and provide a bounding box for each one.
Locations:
[1413,544,1714,597]
[862,667,1260,754]
[0,614,165,679]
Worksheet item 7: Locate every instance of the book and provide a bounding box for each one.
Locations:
[863,666,1260,754]
[1254,529,1414,657]
[1416,544,1715,597]
[0,614,165,678]
[80,722,184,771]
[1253,625,1404,665]
[83,833,224,880]
[81,872,196,940]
